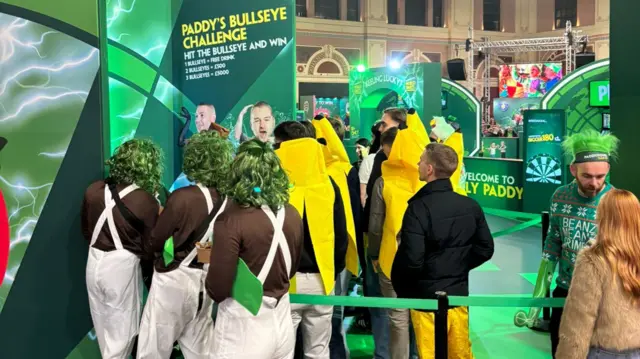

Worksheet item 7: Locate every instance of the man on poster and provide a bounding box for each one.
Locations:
[172,104,231,192]
[514,130,619,358]
[233,101,276,144]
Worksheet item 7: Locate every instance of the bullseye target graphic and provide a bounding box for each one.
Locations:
[525,153,562,184]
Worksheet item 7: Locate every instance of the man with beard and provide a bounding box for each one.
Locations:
[233,101,276,144]
[514,130,619,358]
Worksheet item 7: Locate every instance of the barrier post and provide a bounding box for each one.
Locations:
[531,211,551,332]
[434,291,449,359]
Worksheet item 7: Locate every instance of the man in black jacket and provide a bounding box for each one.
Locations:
[391,143,494,359]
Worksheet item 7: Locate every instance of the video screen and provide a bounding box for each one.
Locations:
[499,63,563,98]
[590,80,610,107]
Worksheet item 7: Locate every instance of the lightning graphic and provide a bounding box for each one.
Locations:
[106,0,138,28]
[38,151,67,158]
[0,14,99,309]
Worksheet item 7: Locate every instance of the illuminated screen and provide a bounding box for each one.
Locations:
[590,80,610,107]
[498,63,563,98]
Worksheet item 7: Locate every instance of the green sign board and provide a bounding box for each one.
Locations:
[589,80,610,107]
[522,110,567,213]
[477,137,519,159]
[464,157,524,212]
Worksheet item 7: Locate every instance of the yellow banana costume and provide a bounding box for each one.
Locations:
[431,117,467,197]
[378,109,429,279]
[312,118,359,276]
[276,138,336,295]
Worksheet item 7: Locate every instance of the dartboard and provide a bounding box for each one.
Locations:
[525,153,562,184]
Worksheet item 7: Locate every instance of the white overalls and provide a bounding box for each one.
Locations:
[137,184,225,359]
[211,206,295,359]
[86,184,143,359]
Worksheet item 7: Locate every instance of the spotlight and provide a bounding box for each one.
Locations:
[356,64,366,72]
[389,60,401,70]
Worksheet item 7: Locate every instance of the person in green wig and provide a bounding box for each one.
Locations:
[81,139,164,359]
[514,129,619,358]
[206,139,304,359]
[137,131,232,359]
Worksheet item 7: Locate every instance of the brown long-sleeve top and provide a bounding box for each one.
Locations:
[81,180,159,258]
[149,185,224,272]
[206,202,304,303]
[556,248,640,358]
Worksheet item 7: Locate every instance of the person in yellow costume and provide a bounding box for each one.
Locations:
[430,116,467,196]
[273,121,348,359]
[369,107,428,359]
[311,115,362,359]
[391,142,494,359]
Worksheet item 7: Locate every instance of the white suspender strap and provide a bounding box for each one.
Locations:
[257,206,289,284]
[181,184,227,266]
[90,184,139,248]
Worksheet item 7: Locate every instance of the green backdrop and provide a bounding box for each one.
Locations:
[106,0,296,185]
[442,78,481,156]
[611,2,638,196]
[348,63,441,140]
[464,158,524,212]
[0,1,103,358]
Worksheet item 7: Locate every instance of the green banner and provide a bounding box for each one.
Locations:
[173,2,296,143]
[522,110,567,213]
[477,137,519,159]
[464,157,524,212]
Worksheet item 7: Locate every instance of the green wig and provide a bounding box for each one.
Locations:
[227,139,290,210]
[106,138,164,194]
[561,129,620,164]
[183,131,233,192]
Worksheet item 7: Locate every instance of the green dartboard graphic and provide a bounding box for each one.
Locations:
[525,153,562,185]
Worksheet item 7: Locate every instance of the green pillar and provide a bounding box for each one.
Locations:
[611,2,640,194]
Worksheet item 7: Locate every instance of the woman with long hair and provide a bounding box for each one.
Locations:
[557,189,640,358]
[206,139,304,359]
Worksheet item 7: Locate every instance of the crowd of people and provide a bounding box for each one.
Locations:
[81,107,640,359]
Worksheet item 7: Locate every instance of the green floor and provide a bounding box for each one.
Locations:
[345,215,554,359]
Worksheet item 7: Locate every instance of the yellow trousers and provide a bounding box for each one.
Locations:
[410,307,474,359]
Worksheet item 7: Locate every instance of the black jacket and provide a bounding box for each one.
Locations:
[362,151,387,232]
[391,179,494,301]
[299,178,349,277]
[346,166,366,275]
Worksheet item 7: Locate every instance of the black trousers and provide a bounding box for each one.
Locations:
[549,286,569,358]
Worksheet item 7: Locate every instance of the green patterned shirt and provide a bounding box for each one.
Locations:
[542,181,612,290]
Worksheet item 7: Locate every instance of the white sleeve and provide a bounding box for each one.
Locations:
[359,154,375,184]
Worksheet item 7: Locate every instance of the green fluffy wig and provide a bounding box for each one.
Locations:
[183,131,233,192]
[227,138,290,210]
[561,129,620,163]
[106,138,164,194]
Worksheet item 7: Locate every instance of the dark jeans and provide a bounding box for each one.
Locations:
[550,286,569,358]
[588,348,640,359]
[365,257,391,359]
